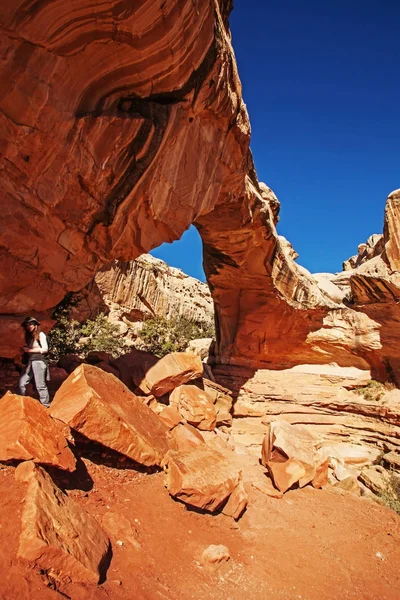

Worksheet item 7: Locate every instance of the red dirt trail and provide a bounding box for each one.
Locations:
[1,457,399,600]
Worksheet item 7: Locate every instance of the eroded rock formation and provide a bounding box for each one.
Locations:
[1,0,399,386]
[71,254,213,326]
[0,0,244,357]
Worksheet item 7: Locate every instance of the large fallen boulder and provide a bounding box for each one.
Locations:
[262,421,328,492]
[169,423,205,452]
[110,348,158,391]
[0,392,75,472]
[143,353,203,397]
[15,461,110,584]
[170,384,217,430]
[199,379,233,426]
[49,364,170,467]
[163,445,241,511]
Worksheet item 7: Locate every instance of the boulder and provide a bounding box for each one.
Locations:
[95,361,120,378]
[110,348,158,391]
[311,459,330,489]
[186,338,213,360]
[169,423,205,452]
[58,354,83,374]
[200,379,233,426]
[0,392,75,471]
[144,353,203,397]
[85,351,112,365]
[359,465,393,495]
[163,445,241,512]
[251,477,283,499]
[334,476,361,496]
[170,385,217,431]
[261,421,323,490]
[158,405,183,430]
[270,421,321,470]
[383,451,400,471]
[201,545,230,567]
[49,364,170,467]
[266,459,307,494]
[222,481,248,520]
[15,462,110,584]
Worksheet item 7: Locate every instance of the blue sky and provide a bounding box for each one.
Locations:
[151,0,400,281]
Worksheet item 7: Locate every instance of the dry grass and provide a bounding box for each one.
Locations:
[379,471,400,515]
[355,380,396,402]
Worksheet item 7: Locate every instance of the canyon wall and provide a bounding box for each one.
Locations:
[73,254,213,326]
[1,0,399,382]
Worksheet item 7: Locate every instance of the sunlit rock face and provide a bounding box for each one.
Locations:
[198,179,381,373]
[0,2,399,383]
[72,254,214,325]
[0,0,245,354]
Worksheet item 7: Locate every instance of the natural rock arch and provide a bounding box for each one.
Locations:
[1,0,399,381]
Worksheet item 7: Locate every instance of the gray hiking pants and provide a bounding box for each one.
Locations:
[18,360,50,407]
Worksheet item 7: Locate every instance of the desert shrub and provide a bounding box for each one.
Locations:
[355,380,396,402]
[378,471,400,515]
[47,293,83,360]
[48,294,127,360]
[79,314,128,357]
[138,315,215,358]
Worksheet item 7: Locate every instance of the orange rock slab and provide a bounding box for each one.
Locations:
[15,462,110,584]
[267,459,307,494]
[163,445,241,512]
[143,353,203,397]
[170,384,217,430]
[49,364,170,467]
[169,423,205,452]
[0,392,75,471]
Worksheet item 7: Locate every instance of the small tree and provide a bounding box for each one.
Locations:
[48,293,127,360]
[47,293,82,360]
[79,314,127,357]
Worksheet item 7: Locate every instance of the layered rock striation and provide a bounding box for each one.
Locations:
[1,1,400,384]
[0,0,244,355]
[72,254,213,326]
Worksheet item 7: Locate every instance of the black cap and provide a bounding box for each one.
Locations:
[21,316,41,327]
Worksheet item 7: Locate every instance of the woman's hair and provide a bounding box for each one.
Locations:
[24,324,40,346]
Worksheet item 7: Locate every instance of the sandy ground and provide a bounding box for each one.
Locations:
[1,445,400,600]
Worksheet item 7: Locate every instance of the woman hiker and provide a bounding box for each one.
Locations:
[18,316,50,408]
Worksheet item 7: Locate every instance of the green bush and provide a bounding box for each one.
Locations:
[139,316,215,358]
[79,314,127,356]
[48,294,127,360]
[47,293,82,361]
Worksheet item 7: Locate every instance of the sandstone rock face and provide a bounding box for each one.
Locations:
[1,0,399,390]
[73,255,213,327]
[0,392,76,471]
[0,0,248,359]
[16,462,110,584]
[50,364,170,466]
[215,364,400,458]
[163,445,241,511]
[144,352,203,397]
[342,234,384,271]
[170,384,217,431]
